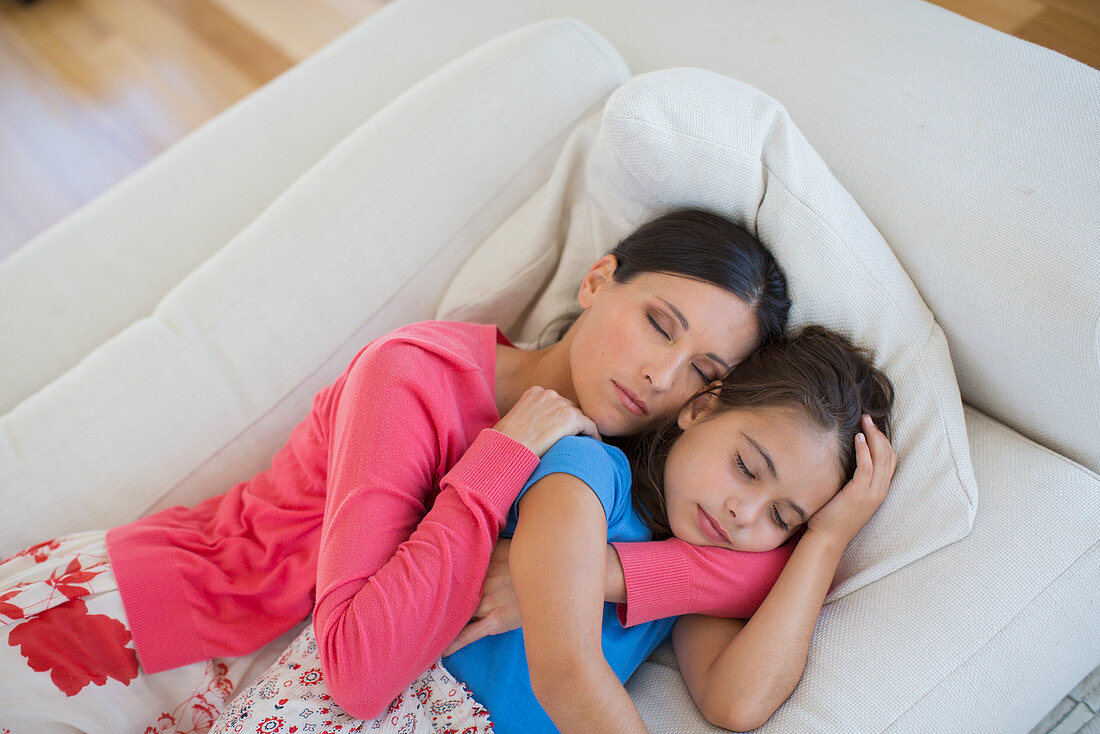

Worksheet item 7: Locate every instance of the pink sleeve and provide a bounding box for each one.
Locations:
[612,537,795,627]
[312,343,538,719]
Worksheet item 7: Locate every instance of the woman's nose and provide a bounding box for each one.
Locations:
[643,359,677,392]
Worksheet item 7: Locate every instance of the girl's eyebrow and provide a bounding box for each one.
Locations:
[743,433,777,480]
[742,434,809,523]
[657,297,732,371]
[787,501,808,524]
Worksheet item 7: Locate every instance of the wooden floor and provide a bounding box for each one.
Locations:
[1,0,1097,262]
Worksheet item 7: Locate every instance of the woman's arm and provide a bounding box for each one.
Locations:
[443,513,792,657]
[510,473,647,734]
[312,338,594,719]
[672,417,897,730]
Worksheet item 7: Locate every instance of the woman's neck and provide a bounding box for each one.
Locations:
[494,330,576,418]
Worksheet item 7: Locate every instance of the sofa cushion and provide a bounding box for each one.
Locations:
[438,68,978,600]
[626,410,1100,732]
[0,18,630,555]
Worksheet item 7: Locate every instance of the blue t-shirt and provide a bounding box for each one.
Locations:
[442,436,677,734]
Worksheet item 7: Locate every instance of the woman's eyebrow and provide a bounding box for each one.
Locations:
[658,297,691,330]
[657,297,732,370]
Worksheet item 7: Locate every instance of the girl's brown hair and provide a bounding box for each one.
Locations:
[615,325,895,538]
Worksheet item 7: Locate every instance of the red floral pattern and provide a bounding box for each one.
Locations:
[0,538,62,566]
[211,626,492,734]
[1,533,255,732]
[141,659,236,733]
[7,598,139,696]
[0,589,24,621]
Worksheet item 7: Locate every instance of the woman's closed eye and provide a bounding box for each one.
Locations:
[647,313,671,341]
[648,312,716,381]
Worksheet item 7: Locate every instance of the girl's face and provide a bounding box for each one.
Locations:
[568,255,761,437]
[663,401,845,552]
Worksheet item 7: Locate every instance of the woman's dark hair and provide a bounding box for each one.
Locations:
[609,209,791,348]
[620,325,895,538]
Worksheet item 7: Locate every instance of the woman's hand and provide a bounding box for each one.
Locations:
[493,386,601,457]
[807,414,897,546]
[442,539,520,656]
[444,541,629,656]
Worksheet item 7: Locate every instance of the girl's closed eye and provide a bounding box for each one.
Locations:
[771,506,790,532]
[735,455,755,480]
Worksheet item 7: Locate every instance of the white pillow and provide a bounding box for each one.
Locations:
[437,68,978,600]
[0,18,630,556]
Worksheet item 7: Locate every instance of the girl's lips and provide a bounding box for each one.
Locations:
[612,381,648,416]
[697,505,731,545]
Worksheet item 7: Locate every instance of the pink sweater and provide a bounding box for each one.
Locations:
[107,321,792,718]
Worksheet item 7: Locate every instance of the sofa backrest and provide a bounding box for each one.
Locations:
[387,0,1100,470]
[0,18,630,555]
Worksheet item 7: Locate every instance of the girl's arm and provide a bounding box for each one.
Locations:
[510,472,648,734]
[672,417,897,731]
[445,511,792,659]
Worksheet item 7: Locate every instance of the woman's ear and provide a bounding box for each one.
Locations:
[677,385,721,430]
[577,254,618,309]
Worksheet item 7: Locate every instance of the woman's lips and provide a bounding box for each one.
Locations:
[697,506,731,545]
[612,381,648,416]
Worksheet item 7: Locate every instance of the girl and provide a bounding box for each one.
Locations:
[0,210,805,733]
[212,325,895,733]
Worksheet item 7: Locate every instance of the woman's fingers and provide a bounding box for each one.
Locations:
[442,614,504,657]
[577,414,603,442]
[493,386,601,456]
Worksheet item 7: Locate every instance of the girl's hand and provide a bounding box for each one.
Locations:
[442,539,521,656]
[493,386,601,457]
[806,415,897,547]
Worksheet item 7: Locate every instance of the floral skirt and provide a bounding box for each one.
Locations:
[0,531,272,734]
[211,623,494,734]
[0,533,493,734]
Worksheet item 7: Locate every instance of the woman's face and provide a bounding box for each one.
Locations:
[664,402,844,552]
[568,255,761,437]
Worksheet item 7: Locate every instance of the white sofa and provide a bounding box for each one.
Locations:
[1,1,1097,732]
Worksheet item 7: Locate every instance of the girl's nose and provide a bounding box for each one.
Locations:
[726,495,762,527]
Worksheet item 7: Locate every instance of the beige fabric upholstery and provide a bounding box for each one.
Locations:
[627,406,1100,732]
[439,68,976,601]
[0,18,629,555]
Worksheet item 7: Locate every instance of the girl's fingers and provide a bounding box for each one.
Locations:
[851,428,874,487]
[862,415,897,474]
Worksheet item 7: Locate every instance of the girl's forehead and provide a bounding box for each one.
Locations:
[718,406,844,499]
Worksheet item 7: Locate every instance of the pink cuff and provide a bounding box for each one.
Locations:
[612,538,693,627]
[107,525,206,674]
[439,428,539,523]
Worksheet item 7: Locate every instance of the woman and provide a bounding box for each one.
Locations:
[0,209,794,732]
[216,326,896,734]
